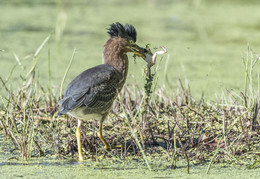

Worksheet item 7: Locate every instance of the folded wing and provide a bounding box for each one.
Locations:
[58,64,121,115]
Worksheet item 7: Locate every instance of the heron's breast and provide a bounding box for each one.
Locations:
[68,108,103,121]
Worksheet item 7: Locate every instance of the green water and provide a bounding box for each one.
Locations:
[1,0,260,100]
[1,134,259,179]
[1,163,259,179]
[1,158,260,178]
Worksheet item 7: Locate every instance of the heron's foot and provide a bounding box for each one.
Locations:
[97,155,105,160]
[104,144,122,150]
[79,153,84,162]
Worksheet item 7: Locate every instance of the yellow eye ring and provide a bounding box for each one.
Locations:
[129,40,134,44]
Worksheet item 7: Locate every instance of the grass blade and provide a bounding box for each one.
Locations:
[59,48,76,97]
[34,35,50,57]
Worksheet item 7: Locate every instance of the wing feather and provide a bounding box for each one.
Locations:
[58,64,121,115]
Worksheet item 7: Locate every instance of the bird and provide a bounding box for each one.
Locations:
[57,22,147,161]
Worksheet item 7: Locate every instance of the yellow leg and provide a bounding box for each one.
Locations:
[98,119,110,150]
[98,119,122,150]
[76,120,84,161]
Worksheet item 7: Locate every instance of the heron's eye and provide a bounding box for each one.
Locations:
[129,40,134,44]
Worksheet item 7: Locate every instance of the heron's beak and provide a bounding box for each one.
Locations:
[128,43,147,59]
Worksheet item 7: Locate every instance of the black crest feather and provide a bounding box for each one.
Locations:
[107,22,137,42]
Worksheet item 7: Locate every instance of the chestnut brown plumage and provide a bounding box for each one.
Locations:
[57,22,147,161]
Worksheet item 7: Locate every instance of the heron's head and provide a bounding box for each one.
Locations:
[106,22,147,59]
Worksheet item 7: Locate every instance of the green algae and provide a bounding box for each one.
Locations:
[1,0,260,100]
[1,158,260,179]
[1,134,260,178]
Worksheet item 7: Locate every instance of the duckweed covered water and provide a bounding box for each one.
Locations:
[1,0,260,100]
[1,135,259,179]
[1,159,260,178]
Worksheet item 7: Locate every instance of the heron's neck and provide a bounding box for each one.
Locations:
[103,39,129,78]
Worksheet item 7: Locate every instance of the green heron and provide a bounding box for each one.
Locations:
[58,22,147,161]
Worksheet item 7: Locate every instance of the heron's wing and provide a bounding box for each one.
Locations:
[58,89,90,115]
[58,64,121,115]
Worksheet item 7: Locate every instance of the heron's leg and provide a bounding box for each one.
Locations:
[98,118,122,150]
[98,119,110,150]
[76,119,84,161]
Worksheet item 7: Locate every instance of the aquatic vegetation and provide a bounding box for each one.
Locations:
[0,36,259,172]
